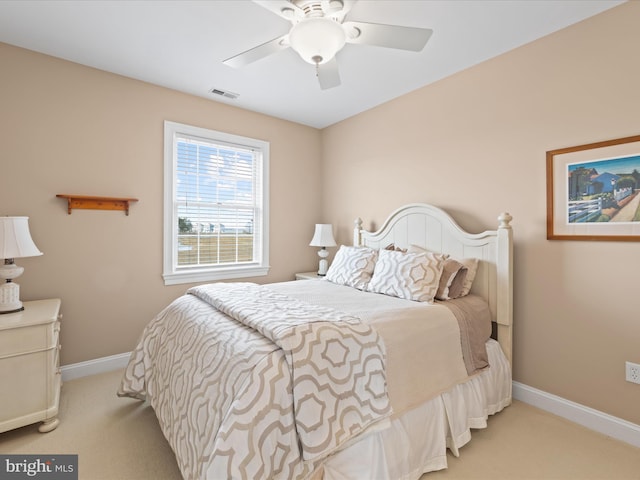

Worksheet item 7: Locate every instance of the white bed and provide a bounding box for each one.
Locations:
[313,203,514,479]
[353,203,513,366]
[118,203,513,479]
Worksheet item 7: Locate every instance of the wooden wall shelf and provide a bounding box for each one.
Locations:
[56,195,138,215]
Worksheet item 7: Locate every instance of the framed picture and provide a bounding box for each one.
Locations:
[546,134,640,241]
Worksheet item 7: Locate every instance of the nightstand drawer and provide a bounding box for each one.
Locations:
[0,323,56,359]
[0,348,54,420]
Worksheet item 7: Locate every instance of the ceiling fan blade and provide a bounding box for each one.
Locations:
[223,35,289,68]
[317,58,341,90]
[252,0,304,21]
[343,21,433,52]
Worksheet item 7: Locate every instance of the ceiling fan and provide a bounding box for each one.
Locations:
[223,0,433,90]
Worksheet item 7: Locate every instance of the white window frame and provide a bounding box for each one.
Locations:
[163,121,270,285]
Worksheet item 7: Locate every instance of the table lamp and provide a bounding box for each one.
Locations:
[309,223,336,276]
[0,217,43,314]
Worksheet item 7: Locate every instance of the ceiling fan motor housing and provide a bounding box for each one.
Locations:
[292,0,344,17]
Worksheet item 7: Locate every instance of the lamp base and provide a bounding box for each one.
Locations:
[317,249,330,276]
[0,281,23,314]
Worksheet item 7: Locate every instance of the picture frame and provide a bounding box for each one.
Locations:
[546,134,640,241]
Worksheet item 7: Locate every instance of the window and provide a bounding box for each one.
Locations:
[163,121,269,285]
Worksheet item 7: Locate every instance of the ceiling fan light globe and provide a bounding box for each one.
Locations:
[289,17,346,65]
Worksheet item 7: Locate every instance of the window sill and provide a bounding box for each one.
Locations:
[163,265,270,286]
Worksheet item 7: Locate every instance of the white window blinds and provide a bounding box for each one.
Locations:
[163,121,269,285]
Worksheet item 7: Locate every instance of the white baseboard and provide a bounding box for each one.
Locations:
[513,381,640,448]
[61,352,131,382]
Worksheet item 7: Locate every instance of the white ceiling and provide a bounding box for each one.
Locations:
[0,0,624,129]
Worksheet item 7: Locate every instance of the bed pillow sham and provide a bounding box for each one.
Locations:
[436,258,468,300]
[407,244,478,299]
[407,244,449,259]
[458,257,479,297]
[384,243,407,253]
[366,249,444,303]
[325,245,378,290]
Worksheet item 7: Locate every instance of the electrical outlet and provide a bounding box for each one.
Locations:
[626,361,640,384]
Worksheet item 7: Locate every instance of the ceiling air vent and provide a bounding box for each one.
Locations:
[209,88,239,100]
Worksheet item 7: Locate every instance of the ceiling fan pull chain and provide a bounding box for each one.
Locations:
[313,56,322,66]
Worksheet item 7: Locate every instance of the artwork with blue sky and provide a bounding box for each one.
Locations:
[568,153,640,175]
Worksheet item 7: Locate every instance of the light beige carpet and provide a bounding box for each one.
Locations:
[1,369,639,479]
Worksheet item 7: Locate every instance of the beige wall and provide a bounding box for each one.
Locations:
[0,43,322,365]
[2,1,639,428]
[322,2,640,425]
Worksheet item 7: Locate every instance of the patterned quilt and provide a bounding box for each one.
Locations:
[118,283,392,480]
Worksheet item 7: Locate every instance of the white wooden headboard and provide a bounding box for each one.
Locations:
[353,203,513,365]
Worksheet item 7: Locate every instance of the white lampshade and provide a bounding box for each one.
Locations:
[309,224,336,276]
[0,216,42,314]
[309,224,337,247]
[289,17,346,65]
[0,217,43,259]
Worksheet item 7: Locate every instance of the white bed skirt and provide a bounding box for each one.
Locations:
[316,339,512,480]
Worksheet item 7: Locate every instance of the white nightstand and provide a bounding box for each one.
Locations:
[295,271,324,280]
[0,298,62,433]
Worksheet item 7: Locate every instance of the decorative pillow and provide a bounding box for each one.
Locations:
[458,257,479,297]
[407,244,449,259]
[325,246,378,290]
[446,263,469,299]
[435,258,468,300]
[384,243,407,253]
[367,249,444,302]
[407,245,479,299]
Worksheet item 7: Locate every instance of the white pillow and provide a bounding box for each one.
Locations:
[325,246,378,290]
[367,249,444,302]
